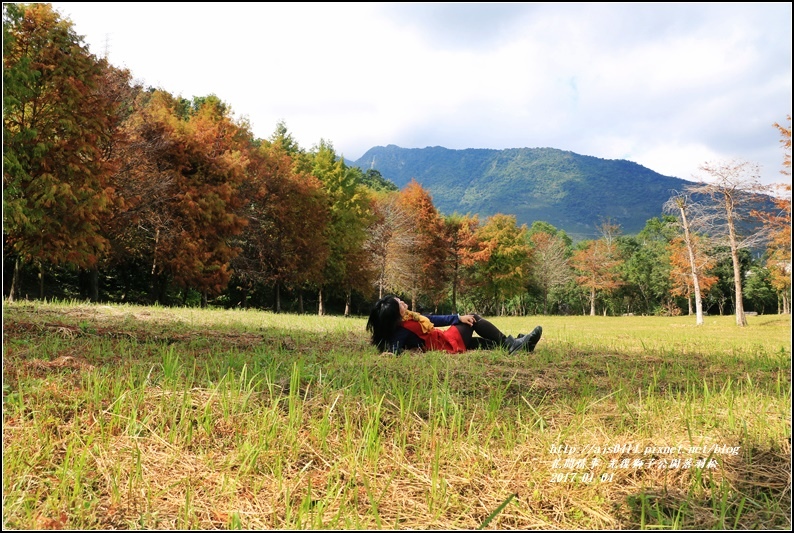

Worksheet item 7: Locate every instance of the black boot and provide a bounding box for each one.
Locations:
[506,326,543,354]
[501,334,527,355]
[522,326,542,352]
[500,335,524,354]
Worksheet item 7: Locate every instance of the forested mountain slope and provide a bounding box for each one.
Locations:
[352,145,696,240]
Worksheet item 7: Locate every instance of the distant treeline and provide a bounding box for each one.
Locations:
[4,4,791,317]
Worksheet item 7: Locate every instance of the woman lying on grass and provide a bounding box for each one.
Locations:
[367,294,542,356]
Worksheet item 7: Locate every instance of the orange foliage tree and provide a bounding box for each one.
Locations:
[570,238,623,316]
[4,3,130,299]
[107,91,248,304]
[365,192,417,300]
[668,235,718,316]
[443,213,489,313]
[159,95,249,303]
[758,116,791,313]
[397,179,449,311]
[232,141,329,311]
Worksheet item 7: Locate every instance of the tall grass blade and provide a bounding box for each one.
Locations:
[478,492,517,530]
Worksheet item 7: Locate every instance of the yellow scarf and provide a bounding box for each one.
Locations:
[402,310,434,333]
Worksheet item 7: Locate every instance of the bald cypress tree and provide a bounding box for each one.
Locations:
[4,3,127,299]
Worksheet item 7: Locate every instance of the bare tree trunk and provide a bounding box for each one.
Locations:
[726,207,747,326]
[589,287,596,316]
[38,262,44,300]
[151,228,160,276]
[318,287,324,316]
[344,290,351,317]
[89,265,99,303]
[9,256,20,303]
[676,197,705,325]
[150,228,160,304]
[451,265,459,314]
[275,284,281,313]
[684,160,764,327]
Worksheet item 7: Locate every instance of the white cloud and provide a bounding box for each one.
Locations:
[49,2,792,185]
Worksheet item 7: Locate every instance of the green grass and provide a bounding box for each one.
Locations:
[2,300,791,529]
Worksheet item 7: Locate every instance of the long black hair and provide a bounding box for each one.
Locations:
[366,295,402,350]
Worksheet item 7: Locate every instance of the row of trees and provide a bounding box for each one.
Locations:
[3,4,791,324]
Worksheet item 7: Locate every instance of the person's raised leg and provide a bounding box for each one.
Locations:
[471,314,504,342]
[472,315,543,354]
[469,315,525,352]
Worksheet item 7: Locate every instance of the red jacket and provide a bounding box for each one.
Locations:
[400,319,466,354]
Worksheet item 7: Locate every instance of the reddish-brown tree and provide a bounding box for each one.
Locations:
[397,179,449,311]
[443,213,489,313]
[166,96,248,302]
[233,142,329,311]
[4,3,129,299]
[106,91,247,304]
[570,239,623,316]
[365,192,417,300]
[757,116,791,313]
[102,90,180,300]
[668,235,718,316]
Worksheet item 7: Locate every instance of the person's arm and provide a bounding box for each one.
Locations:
[427,313,478,327]
[427,314,461,327]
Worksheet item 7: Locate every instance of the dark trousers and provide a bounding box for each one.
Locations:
[453,314,505,350]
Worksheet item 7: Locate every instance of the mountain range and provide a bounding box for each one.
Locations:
[349,145,697,241]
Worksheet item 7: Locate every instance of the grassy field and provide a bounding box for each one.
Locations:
[2,300,791,530]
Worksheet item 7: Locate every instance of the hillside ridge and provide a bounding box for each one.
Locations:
[350,145,695,240]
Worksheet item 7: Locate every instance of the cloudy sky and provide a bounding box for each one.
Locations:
[50,2,791,185]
